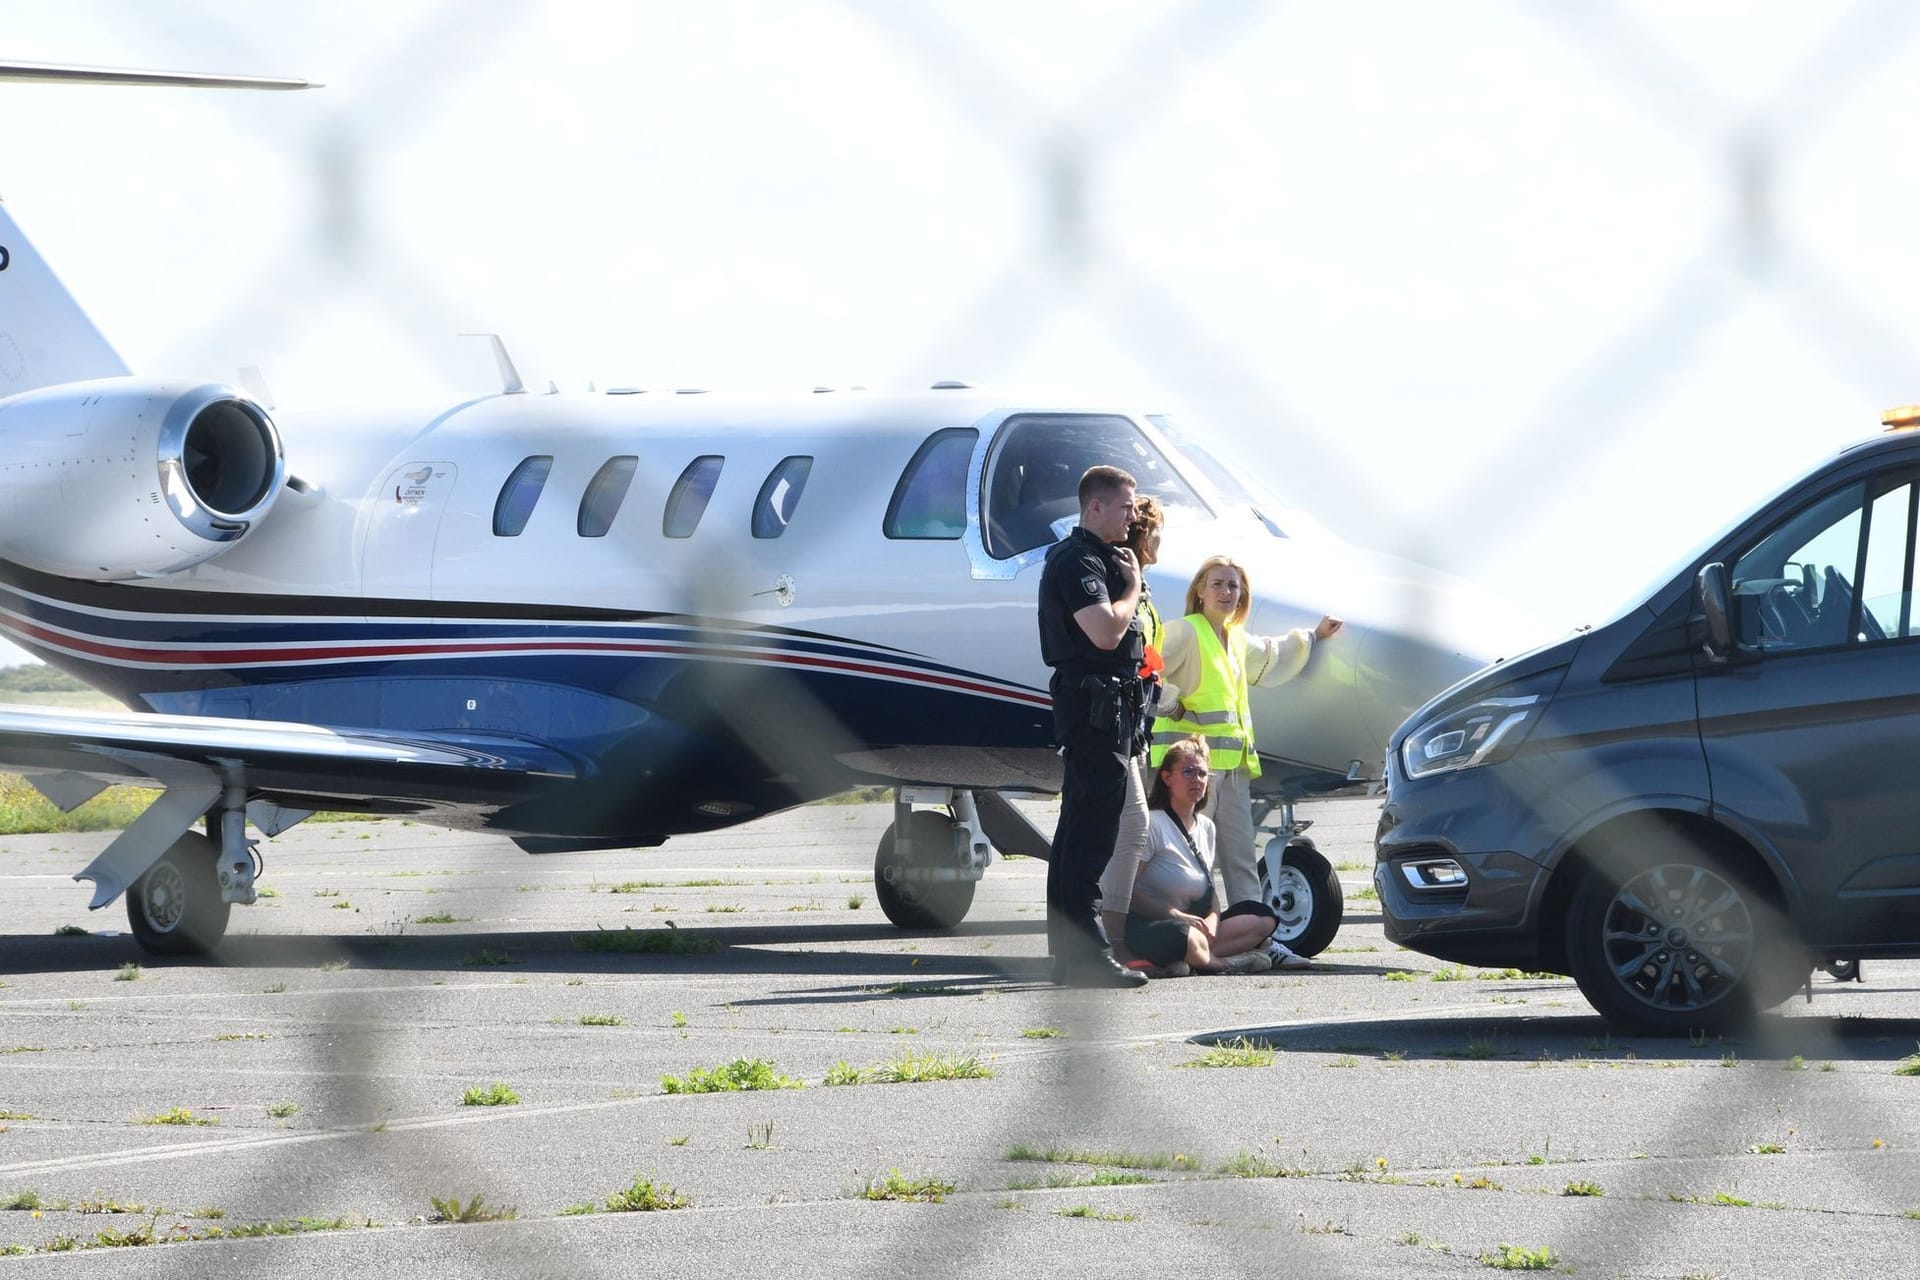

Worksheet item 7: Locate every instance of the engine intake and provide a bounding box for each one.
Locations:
[0,378,286,579]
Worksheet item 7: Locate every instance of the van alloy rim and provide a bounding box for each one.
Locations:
[1599,863,1754,1012]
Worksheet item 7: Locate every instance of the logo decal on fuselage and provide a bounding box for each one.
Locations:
[0,245,11,271]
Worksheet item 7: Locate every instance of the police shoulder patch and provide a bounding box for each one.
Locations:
[1080,575,1102,597]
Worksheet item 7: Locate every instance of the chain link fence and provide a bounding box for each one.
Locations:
[4,1,1920,1274]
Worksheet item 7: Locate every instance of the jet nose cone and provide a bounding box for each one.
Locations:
[1345,563,1545,755]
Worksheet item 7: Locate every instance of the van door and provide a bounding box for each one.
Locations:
[1696,470,1920,947]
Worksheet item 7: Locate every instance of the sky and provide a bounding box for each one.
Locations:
[5,0,1920,667]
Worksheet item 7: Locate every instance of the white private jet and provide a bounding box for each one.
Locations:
[0,61,1515,958]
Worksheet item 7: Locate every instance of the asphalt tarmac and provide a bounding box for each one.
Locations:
[1,796,1917,1278]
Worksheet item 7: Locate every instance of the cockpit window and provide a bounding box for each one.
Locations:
[492,455,553,537]
[753,456,814,539]
[1148,413,1286,536]
[663,455,723,538]
[578,455,637,537]
[983,414,1208,559]
[885,428,976,539]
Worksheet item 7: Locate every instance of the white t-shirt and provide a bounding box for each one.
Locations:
[1129,809,1217,916]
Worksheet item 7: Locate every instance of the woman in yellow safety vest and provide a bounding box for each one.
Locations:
[1149,554,1341,969]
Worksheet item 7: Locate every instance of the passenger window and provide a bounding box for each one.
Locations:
[753,456,813,539]
[983,414,1209,559]
[1729,483,1864,650]
[492,456,554,537]
[663,455,723,538]
[885,428,976,539]
[1858,482,1917,639]
[578,456,638,538]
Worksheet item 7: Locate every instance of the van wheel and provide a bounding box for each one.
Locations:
[874,811,976,930]
[1255,838,1343,957]
[1566,844,1796,1035]
[125,832,231,957]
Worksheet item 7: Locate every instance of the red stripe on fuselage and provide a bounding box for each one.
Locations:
[0,614,1052,708]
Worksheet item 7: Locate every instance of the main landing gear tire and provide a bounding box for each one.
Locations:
[1256,838,1343,958]
[874,810,976,931]
[125,831,231,957]
[1566,842,1800,1036]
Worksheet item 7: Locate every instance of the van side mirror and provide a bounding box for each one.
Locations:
[1698,561,1733,659]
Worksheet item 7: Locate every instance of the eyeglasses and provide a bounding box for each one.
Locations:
[1178,765,1210,781]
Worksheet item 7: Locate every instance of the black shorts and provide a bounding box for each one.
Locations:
[1123,898,1277,966]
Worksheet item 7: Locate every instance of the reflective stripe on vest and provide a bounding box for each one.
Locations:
[1148,614,1260,778]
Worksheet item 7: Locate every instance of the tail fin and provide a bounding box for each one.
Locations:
[0,197,132,398]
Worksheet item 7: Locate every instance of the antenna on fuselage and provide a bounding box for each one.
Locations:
[459,333,526,395]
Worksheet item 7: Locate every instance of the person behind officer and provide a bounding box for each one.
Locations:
[1038,465,1150,988]
[1151,554,1341,970]
[1098,493,1167,969]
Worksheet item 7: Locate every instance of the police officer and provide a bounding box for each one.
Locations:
[1038,464,1150,988]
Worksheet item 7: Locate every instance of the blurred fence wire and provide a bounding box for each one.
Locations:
[6,0,1920,1275]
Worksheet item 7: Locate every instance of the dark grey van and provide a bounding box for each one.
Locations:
[1376,410,1920,1033]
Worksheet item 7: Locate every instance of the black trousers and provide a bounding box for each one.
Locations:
[1047,722,1132,960]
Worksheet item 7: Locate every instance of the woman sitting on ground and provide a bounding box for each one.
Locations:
[1098,735,1280,977]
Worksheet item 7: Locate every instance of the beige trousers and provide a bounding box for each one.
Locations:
[1209,764,1261,906]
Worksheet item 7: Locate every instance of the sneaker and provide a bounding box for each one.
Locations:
[1145,960,1191,979]
[1266,939,1312,970]
[1220,949,1274,975]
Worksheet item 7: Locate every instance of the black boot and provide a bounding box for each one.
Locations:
[1051,949,1148,988]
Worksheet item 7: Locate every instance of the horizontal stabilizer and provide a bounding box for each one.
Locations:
[0,199,132,397]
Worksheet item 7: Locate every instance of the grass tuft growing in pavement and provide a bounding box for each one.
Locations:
[575,927,715,955]
[1479,1243,1557,1270]
[1005,1146,1195,1171]
[429,1195,516,1224]
[136,1107,215,1127]
[460,1081,520,1107]
[660,1058,802,1094]
[1176,1037,1274,1069]
[858,1171,954,1203]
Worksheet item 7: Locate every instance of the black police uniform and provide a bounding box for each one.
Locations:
[1038,526,1147,967]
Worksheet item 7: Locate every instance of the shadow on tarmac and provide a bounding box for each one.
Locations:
[1194,1007,1920,1063]
[0,920,1049,982]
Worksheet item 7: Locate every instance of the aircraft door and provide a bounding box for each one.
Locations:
[362,461,458,600]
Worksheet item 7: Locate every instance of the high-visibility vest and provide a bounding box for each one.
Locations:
[1149,614,1260,778]
[1138,593,1163,679]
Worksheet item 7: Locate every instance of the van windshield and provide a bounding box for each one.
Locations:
[1588,450,1837,628]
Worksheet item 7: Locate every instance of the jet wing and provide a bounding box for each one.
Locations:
[0,702,576,813]
[0,702,577,908]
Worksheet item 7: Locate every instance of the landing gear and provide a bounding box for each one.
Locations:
[874,789,990,930]
[1257,838,1344,957]
[125,831,231,956]
[1250,795,1343,957]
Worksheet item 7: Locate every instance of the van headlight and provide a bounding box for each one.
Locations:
[1400,672,1560,780]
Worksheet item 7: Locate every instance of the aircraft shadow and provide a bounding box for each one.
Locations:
[1197,1009,1920,1064]
[0,920,1046,981]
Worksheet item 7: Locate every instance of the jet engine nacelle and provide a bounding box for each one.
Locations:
[0,378,285,580]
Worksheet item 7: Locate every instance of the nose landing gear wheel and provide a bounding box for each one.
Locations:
[126,831,231,956]
[1255,838,1343,957]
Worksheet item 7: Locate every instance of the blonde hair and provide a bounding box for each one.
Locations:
[1184,555,1252,629]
